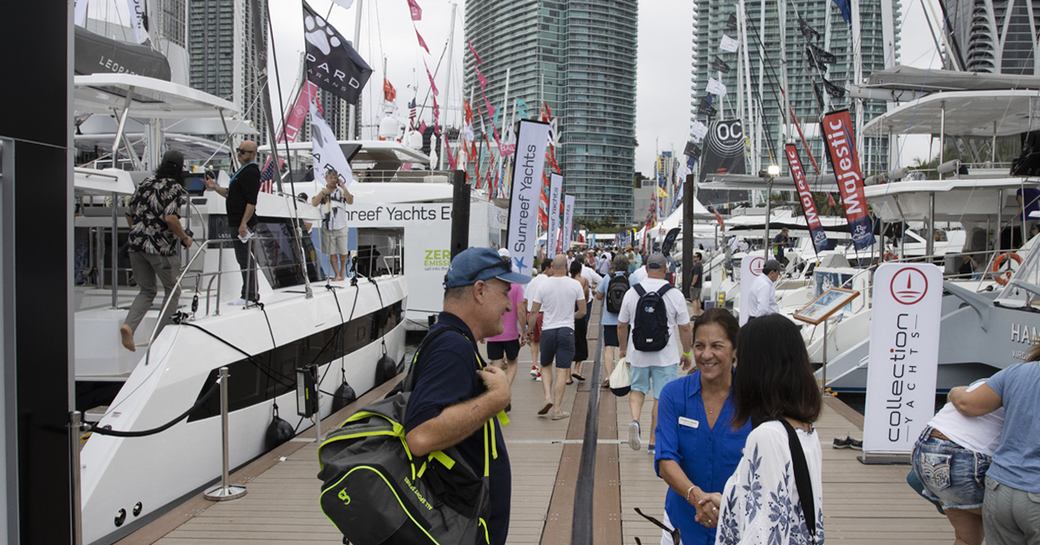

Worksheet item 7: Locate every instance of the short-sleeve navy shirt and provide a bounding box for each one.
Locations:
[404,312,511,545]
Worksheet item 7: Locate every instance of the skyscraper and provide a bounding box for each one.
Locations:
[465,0,638,225]
[945,0,1040,74]
[188,0,268,142]
[690,1,900,180]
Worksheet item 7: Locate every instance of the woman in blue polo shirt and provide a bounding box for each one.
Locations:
[654,308,751,544]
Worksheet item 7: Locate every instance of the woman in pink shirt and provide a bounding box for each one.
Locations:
[485,251,528,385]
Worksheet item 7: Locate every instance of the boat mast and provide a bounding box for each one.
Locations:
[780,0,791,151]
[738,0,757,174]
[348,0,364,140]
[851,0,864,156]
[440,1,459,170]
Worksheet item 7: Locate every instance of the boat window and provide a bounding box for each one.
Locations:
[356,228,404,278]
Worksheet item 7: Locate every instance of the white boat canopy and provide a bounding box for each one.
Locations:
[865,178,1040,222]
[262,140,432,171]
[862,89,1040,137]
[862,65,1040,93]
[75,73,239,118]
[699,173,840,193]
[74,168,135,195]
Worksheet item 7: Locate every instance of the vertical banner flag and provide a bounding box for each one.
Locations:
[310,103,355,186]
[406,0,423,20]
[784,143,829,253]
[699,119,747,182]
[822,109,874,250]
[546,173,564,258]
[863,264,942,455]
[260,80,324,192]
[125,0,148,44]
[831,0,852,24]
[562,195,576,250]
[303,1,373,104]
[75,0,90,26]
[738,254,766,326]
[506,120,552,275]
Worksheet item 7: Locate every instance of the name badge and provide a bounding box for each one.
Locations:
[678,416,699,429]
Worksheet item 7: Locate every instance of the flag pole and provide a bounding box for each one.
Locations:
[348,0,364,140]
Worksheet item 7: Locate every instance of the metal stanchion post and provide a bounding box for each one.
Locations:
[70,411,84,545]
[204,367,247,501]
[822,319,829,391]
[313,385,322,442]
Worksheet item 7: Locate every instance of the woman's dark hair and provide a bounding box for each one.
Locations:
[154,150,185,184]
[569,258,582,277]
[693,308,739,347]
[733,313,821,428]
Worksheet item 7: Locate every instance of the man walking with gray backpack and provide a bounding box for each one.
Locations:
[617,253,693,452]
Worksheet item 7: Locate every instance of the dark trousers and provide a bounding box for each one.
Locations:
[233,237,259,301]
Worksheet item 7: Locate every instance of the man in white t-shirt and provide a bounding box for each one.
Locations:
[522,258,552,380]
[618,253,692,451]
[528,255,586,421]
[311,169,355,281]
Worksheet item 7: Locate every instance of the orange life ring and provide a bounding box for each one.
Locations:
[992,252,1023,285]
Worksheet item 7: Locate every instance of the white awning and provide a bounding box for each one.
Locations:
[862,89,1040,137]
[75,74,239,118]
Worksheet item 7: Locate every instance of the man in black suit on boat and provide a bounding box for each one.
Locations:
[205,140,261,304]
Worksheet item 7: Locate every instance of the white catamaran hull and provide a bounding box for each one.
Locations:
[80,277,407,545]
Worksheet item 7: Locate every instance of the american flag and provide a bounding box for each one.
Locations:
[259,157,279,193]
[408,98,417,128]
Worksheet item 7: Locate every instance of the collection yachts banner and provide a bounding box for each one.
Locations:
[546,172,564,258]
[506,120,551,275]
[863,263,942,455]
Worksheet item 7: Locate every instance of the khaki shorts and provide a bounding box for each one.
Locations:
[321,228,349,255]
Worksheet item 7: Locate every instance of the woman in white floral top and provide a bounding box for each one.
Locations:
[701,314,824,545]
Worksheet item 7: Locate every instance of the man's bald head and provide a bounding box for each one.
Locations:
[239,140,258,152]
[551,255,568,272]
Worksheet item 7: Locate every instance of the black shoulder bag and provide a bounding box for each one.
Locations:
[777,418,817,540]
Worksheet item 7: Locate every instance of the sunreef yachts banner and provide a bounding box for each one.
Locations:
[547,173,564,258]
[822,109,874,251]
[506,120,551,275]
[784,143,829,253]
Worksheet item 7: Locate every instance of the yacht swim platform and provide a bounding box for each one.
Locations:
[115,309,953,545]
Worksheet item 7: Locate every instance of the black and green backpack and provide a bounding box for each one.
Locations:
[317,327,507,545]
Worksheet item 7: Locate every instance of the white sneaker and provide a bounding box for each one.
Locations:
[628,420,641,451]
[529,365,538,377]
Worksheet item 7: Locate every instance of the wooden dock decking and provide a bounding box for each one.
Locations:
[119,309,954,545]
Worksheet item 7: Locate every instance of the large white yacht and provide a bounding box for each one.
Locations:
[72,74,408,545]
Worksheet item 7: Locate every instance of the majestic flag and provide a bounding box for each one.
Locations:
[406,0,422,21]
[467,40,483,64]
[784,143,829,253]
[415,28,430,53]
[546,173,564,258]
[260,80,323,192]
[719,34,739,53]
[303,1,372,104]
[310,103,354,187]
[125,0,148,44]
[711,55,731,73]
[562,195,576,250]
[75,0,89,26]
[700,119,746,182]
[507,120,551,274]
[831,0,852,24]
[706,78,727,96]
[821,109,874,250]
[383,78,396,102]
[425,62,439,96]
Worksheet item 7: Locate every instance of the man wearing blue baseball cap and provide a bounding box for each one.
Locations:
[404,247,530,545]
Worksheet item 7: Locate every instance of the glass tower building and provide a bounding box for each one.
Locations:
[465,0,638,225]
[945,0,1040,74]
[188,0,269,142]
[691,1,900,180]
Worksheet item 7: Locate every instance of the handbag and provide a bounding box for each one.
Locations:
[777,418,818,541]
[609,357,631,397]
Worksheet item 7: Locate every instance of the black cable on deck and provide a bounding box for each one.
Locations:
[571,299,605,545]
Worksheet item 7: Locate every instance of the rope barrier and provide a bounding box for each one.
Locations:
[85,379,219,438]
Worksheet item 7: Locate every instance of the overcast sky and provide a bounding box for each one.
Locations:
[269,0,942,174]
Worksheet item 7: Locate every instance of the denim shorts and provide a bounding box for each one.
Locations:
[630,364,678,398]
[911,427,991,510]
[540,327,574,369]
